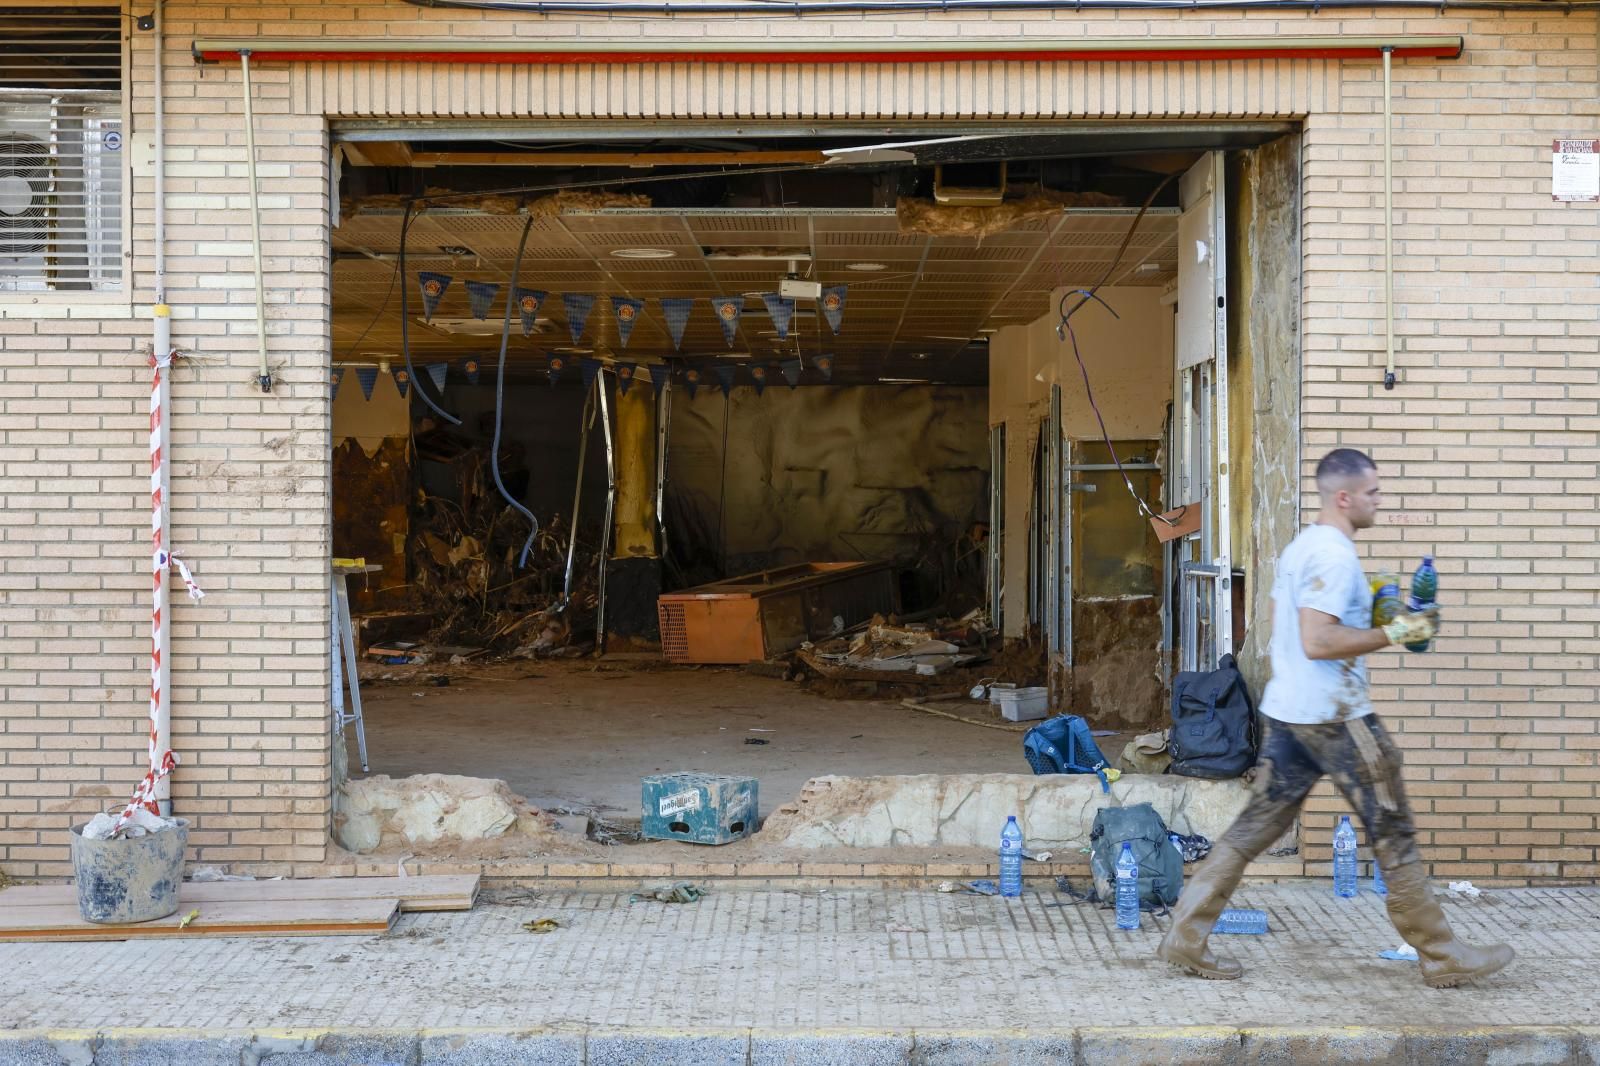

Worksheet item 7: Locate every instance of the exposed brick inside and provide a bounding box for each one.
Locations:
[1,2,1595,880]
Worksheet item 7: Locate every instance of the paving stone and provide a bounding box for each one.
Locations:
[586,1030,747,1066]
[1238,1027,1405,1066]
[1403,1027,1576,1066]
[752,1031,912,1065]
[253,1033,420,1065]
[95,1034,251,1066]
[418,1030,582,1066]
[912,1031,1075,1065]
[1077,1027,1243,1066]
[0,1036,94,1066]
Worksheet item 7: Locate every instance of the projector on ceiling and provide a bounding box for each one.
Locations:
[779,277,823,301]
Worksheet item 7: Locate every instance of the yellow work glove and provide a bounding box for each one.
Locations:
[1382,605,1439,647]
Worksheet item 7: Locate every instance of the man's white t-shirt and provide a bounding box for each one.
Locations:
[1259,523,1375,725]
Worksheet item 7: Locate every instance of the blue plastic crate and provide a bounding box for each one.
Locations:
[640,773,758,846]
[1212,908,1269,935]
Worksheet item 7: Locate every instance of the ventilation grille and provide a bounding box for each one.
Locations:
[658,602,689,662]
[0,7,123,293]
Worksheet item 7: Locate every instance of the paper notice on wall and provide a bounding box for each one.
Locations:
[1552,139,1600,202]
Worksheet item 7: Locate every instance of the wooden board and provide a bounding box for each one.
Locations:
[0,874,478,913]
[0,898,399,943]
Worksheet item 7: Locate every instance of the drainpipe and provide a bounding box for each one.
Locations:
[1382,46,1396,390]
[239,49,273,393]
[151,0,173,818]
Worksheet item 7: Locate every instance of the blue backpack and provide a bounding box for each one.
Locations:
[1023,714,1113,792]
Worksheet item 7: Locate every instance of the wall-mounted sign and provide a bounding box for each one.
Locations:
[1552,139,1599,202]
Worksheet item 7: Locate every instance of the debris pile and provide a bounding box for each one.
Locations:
[794,610,991,681]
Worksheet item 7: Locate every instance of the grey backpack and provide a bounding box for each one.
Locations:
[1089,803,1183,908]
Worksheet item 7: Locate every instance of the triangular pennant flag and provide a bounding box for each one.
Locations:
[426,362,449,395]
[814,354,834,383]
[660,298,694,350]
[611,297,645,349]
[331,365,345,400]
[683,365,703,400]
[710,296,743,348]
[417,272,451,322]
[563,293,597,344]
[547,354,566,387]
[820,285,847,335]
[392,366,411,399]
[713,364,736,397]
[355,366,378,400]
[465,280,500,321]
[460,357,481,385]
[615,362,637,395]
[750,364,769,397]
[760,293,796,340]
[514,288,547,336]
[780,358,803,390]
[648,363,672,395]
[580,357,603,391]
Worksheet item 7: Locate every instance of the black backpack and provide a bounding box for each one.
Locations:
[1169,653,1258,779]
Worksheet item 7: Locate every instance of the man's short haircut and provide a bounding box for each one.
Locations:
[1316,448,1377,492]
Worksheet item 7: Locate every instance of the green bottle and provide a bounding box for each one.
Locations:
[1405,556,1437,653]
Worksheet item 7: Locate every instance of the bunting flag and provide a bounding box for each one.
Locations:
[711,296,743,347]
[563,293,597,344]
[750,364,769,396]
[331,365,345,400]
[547,354,566,386]
[713,364,736,397]
[580,357,603,391]
[514,288,547,336]
[648,363,672,395]
[611,297,645,349]
[760,293,796,340]
[683,365,703,400]
[355,366,379,400]
[392,366,411,399]
[417,272,452,322]
[465,280,500,321]
[780,358,803,390]
[460,357,481,385]
[820,285,847,335]
[659,298,694,350]
[814,354,834,383]
[426,362,449,395]
[615,362,637,395]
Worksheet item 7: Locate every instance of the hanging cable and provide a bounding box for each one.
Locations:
[1052,170,1185,528]
[490,213,541,567]
[397,202,463,426]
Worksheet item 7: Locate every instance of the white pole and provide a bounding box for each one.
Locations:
[1382,46,1396,390]
[240,50,272,392]
[151,0,173,817]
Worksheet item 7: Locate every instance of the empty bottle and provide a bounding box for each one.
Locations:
[1115,841,1141,930]
[1333,815,1358,898]
[999,815,1023,898]
[1406,555,1438,653]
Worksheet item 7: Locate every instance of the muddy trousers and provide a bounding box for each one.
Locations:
[1157,714,1514,987]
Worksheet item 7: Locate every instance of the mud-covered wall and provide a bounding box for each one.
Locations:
[664,386,990,593]
[1228,136,1303,689]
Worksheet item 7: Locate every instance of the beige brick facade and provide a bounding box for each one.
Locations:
[1,1,1596,880]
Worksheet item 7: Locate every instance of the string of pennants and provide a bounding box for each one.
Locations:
[332,353,835,402]
[331,274,851,400]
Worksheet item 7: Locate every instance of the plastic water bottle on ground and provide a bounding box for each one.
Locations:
[999,816,1023,898]
[1115,841,1141,930]
[1333,815,1358,898]
[1372,851,1387,896]
[1406,555,1437,653]
[1212,908,1269,935]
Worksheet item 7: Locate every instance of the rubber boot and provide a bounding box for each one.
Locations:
[1156,842,1250,980]
[1384,863,1514,988]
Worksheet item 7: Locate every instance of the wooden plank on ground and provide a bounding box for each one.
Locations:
[0,874,477,913]
[0,898,399,943]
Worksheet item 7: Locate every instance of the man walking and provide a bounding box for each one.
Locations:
[1157,448,1513,988]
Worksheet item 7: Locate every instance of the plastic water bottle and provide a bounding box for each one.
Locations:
[999,816,1023,898]
[1333,815,1358,898]
[1115,841,1141,930]
[1372,853,1387,897]
[1406,555,1437,652]
[1370,573,1403,628]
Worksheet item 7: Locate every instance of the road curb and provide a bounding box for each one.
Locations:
[4,1025,1595,1065]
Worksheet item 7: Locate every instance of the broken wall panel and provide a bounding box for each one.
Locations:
[664,386,990,596]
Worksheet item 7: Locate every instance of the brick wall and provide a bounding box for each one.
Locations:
[0,0,1594,879]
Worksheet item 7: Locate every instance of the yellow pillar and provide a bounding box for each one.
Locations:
[612,379,658,559]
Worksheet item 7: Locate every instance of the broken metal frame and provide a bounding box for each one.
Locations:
[656,376,672,553]
[987,422,1005,632]
[561,379,598,607]
[594,371,617,652]
[1178,561,1224,674]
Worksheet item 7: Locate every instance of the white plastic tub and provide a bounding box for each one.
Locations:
[990,685,1049,722]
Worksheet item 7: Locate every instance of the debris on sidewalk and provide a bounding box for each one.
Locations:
[523,917,562,934]
[631,883,707,905]
[1447,881,1482,899]
[177,909,200,929]
[1379,943,1420,961]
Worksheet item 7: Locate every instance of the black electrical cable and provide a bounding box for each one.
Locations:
[491,213,542,568]
[397,202,463,426]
